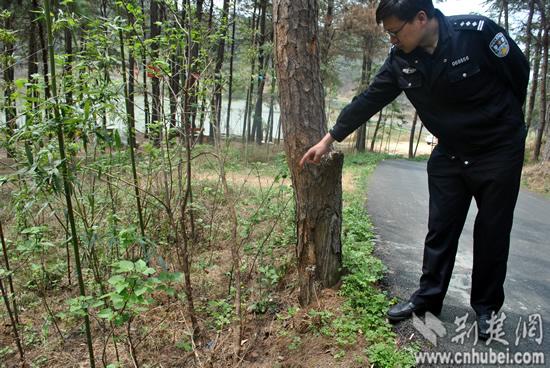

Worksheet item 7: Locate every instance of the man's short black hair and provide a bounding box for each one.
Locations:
[376,0,435,24]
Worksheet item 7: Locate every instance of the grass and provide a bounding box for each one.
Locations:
[337,151,418,367]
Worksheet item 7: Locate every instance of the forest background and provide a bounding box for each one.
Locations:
[0,0,549,367]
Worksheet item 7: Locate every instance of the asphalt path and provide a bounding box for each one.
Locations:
[367,159,549,367]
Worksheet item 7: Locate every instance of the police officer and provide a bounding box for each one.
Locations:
[299,0,529,340]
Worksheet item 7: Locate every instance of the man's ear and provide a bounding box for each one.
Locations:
[416,11,429,24]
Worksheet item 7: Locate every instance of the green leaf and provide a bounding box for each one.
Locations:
[117,260,135,273]
[97,308,114,320]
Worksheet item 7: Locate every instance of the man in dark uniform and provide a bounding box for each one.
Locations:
[299,0,529,340]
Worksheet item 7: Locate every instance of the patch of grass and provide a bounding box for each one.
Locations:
[333,151,418,367]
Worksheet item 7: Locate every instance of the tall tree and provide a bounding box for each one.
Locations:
[408,111,419,158]
[169,3,181,129]
[274,0,344,306]
[225,0,237,138]
[1,4,16,157]
[140,0,151,136]
[150,0,163,145]
[524,0,536,64]
[211,0,231,143]
[526,27,542,130]
[251,0,268,144]
[533,0,548,161]
[319,0,334,68]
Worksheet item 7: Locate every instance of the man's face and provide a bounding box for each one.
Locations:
[382,14,424,54]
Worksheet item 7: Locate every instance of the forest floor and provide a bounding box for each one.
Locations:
[1,138,548,368]
[0,143,417,368]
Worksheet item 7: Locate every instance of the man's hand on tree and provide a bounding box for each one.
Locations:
[299,133,335,168]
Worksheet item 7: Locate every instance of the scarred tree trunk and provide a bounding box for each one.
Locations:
[274,0,343,306]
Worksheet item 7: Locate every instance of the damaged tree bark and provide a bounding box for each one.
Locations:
[273,0,343,306]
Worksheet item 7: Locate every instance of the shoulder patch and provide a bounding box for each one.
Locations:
[489,32,509,58]
[449,16,485,31]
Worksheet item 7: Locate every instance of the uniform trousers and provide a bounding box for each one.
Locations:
[411,133,526,316]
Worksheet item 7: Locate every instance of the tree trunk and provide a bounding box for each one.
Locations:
[527,27,542,131]
[225,0,237,139]
[169,33,180,128]
[63,26,73,108]
[355,47,372,152]
[533,3,548,161]
[414,123,424,157]
[502,0,509,33]
[140,0,150,136]
[525,0,536,64]
[2,8,16,158]
[252,0,267,145]
[26,0,39,146]
[274,0,343,307]
[267,58,276,143]
[370,110,383,152]
[542,102,550,161]
[150,0,162,145]
[319,0,334,82]
[246,1,259,143]
[212,0,231,144]
[408,111,418,158]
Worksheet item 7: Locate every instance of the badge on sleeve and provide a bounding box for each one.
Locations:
[489,32,509,58]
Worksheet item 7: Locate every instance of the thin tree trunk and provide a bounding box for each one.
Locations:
[63,26,74,108]
[274,0,344,306]
[169,19,181,129]
[0,277,24,361]
[355,47,372,152]
[225,0,238,139]
[244,1,259,143]
[320,0,334,81]
[533,3,548,161]
[44,1,96,366]
[212,0,231,144]
[140,0,150,136]
[38,8,52,114]
[370,110,383,152]
[189,0,204,136]
[120,30,147,246]
[527,28,543,131]
[150,0,162,145]
[267,63,276,143]
[0,220,18,324]
[409,111,419,158]
[525,0,536,64]
[502,0,509,33]
[414,123,424,157]
[2,9,16,158]
[542,102,550,161]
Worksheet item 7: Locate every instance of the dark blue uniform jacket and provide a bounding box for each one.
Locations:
[329,10,529,157]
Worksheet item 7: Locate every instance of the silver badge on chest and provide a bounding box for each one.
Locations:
[402,67,417,74]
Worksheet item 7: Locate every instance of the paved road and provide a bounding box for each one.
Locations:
[367,159,549,366]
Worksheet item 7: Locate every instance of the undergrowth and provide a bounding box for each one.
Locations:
[336,152,417,367]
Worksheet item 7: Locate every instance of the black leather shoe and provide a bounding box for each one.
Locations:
[477,314,492,341]
[387,301,441,323]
